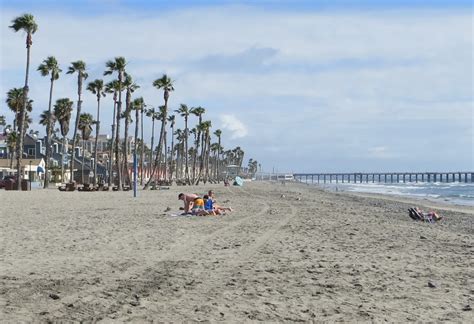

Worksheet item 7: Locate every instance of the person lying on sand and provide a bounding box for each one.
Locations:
[409,207,442,222]
[178,193,198,214]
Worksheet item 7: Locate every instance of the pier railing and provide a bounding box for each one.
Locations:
[293,172,474,184]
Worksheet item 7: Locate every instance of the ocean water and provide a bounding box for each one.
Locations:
[311,181,474,206]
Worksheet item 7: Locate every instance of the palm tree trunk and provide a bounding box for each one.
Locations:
[184,120,190,185]
[70,75,83,184]
[192,134,199,184]
[140,105,144,185]
[149,117,155,180]
[217,137,221,182]
[163,131,168,181]
[144,100,168,189]
[123,116,130,186]
[93,96,100,186]
[82,139,85,184]
[108,94,117,187]
[134,103,139,185]
[61,136,66,182]
[169,125,174,182]
[16,33,32,190]
[115,77,123,190]
[44,77,54,189]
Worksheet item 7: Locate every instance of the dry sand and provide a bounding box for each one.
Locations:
[0,181,473,322]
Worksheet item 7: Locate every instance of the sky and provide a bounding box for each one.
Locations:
[0,0,472,173]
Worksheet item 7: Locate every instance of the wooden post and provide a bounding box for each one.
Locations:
[390,174,393,183]
[378,174,381,182]
[323,174,326,183]
[428,173,431,182]
[342,174,345,183]
[329,174,332,183]
[415,174,418,182]
[434,173,437,182]
[421,173,424,182]
[396,174,399,183]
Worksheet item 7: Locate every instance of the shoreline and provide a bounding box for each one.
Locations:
[301,181,474,210]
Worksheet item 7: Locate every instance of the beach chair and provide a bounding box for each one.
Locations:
[408,208,421,221]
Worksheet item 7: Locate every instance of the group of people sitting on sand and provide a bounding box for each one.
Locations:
[178,190,232,216]
[408,207,442,223]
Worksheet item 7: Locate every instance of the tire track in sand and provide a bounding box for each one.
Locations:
[116,185,272,276]
[229,186,299,261]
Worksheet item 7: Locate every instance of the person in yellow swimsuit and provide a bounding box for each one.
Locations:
[191,197,208,216]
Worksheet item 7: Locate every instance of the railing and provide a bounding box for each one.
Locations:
[293,172,474,183]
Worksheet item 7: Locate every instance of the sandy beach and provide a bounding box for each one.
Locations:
[1,181,473,322]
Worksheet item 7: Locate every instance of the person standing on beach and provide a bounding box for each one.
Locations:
[178,193,198,214]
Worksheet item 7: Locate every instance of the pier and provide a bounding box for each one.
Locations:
[293,172,474,184]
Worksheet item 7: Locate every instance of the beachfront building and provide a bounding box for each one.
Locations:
[82,134,110,155]
[0,134,7,159]
[0,158,45,184]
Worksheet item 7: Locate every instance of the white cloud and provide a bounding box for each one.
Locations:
[219,114,248,139]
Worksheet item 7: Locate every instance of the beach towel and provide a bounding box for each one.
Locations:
[170,212,193,217]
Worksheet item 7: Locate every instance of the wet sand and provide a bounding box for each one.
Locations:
[1,181,472,322]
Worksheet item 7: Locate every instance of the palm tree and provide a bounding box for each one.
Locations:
[121,73,139,186]
[145,106,159,179]
[53,98,73,182]
[10,13,38,190]
[213,129,222,181]
[67,60,88,184]
[6,88,33,132]
[145,74,174,189]
[104,56,127,190]
[105,80,121,187]
[39,110,57,128]
[190,106,205,182]
[86,79,106,186]
[175,104,191,184]
[132,97,144,185]
[38,56,61,188]
[167,114,176,182]
[78,113,94,184]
